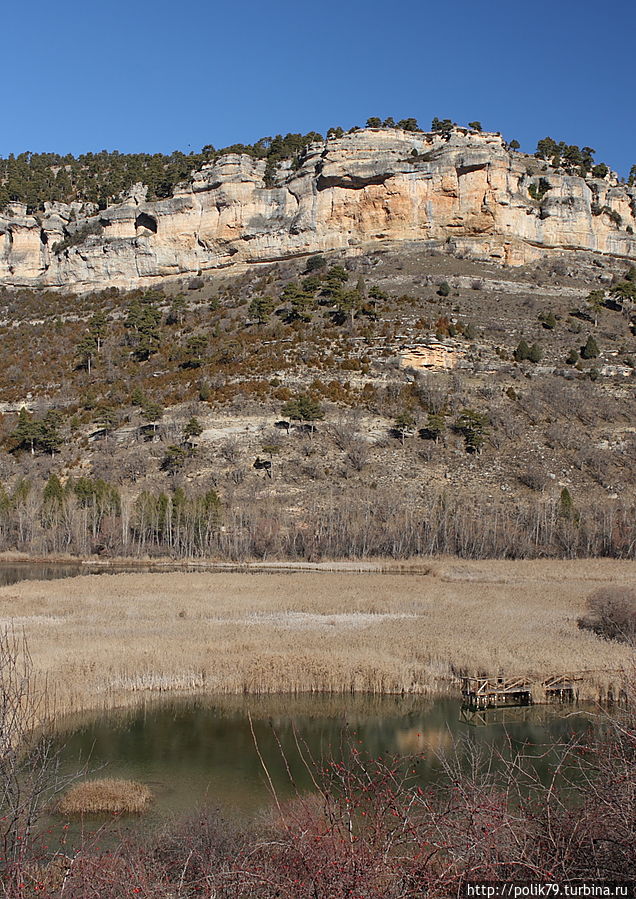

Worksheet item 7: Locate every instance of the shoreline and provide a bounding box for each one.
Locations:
[1,552,634,579]
[0,552,434,574]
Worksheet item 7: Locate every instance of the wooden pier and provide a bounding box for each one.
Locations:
[461,674,533,710]
[460,672,590,710]
[460,670,625,715]
[541,673,581,703]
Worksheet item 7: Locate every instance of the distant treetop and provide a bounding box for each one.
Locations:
[534,136,610,178]
[0,133,323,213]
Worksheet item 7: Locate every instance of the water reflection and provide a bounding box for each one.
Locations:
[0,563,90,587]
[51,693,595,828]
[0,561,341,587]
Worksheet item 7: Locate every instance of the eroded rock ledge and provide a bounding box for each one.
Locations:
[1,129,635,292]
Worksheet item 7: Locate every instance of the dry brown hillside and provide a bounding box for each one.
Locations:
[0,242,634,559]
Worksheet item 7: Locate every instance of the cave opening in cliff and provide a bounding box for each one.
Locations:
[135,212,158,233]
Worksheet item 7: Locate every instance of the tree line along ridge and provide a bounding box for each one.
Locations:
[2,117,634,215]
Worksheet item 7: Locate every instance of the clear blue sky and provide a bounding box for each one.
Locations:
[3,0,635,175]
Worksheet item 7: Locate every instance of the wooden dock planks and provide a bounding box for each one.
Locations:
[461,670,625,710]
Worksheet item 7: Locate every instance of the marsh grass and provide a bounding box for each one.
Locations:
[0,559,633,716]
[57,778,152,815]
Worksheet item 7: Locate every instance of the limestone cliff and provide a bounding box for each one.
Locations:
[1,129,635,291]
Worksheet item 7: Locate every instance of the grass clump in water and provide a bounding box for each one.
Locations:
[57,778,152,815]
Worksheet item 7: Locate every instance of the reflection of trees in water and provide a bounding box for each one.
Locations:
[49,694,597,827]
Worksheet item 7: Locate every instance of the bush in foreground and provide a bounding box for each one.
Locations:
[3,695,633,897]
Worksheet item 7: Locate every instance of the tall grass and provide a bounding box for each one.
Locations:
[57,779,152,815]
[0,560,631,716]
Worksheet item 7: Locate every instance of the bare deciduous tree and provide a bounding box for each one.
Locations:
[0,628,74,883]
[329,412,363,452]
[218,437,241,465]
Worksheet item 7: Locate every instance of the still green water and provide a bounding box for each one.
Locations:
[49,694,595,838]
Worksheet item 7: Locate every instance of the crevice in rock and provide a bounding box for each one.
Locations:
[316,173,392,191]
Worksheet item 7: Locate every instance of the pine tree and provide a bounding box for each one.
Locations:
[142,402,164,436]
[125,295,162,360]
[559,487,576,520]
[183,417,203,443]
[162,445,190,475]
[38,412,63,456]
[334,288,363,326]
[248,296,275,325]
[580,335,600,359]
[182,334,208,368]
[43,474,65,507]
[89,311,108,351]
[166,295,187,326]
[282,393,325,436]
[425,412,446,442]
[586,289,605,326]
[394,410,416,445]
[76,332,99,373]
[11,409,39,455]
[454,409,489,454]
[513,340,531,362]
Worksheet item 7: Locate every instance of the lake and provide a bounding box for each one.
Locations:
[47,692,597,848]
[0,562,604,848]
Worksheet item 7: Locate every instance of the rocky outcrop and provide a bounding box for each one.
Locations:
[1,129,635,292]
[399,340,465,372]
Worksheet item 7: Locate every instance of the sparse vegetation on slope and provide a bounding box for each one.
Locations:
[0,245,634,561]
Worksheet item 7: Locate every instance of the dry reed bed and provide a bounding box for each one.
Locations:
[57,778,152,815]
[0,559,633,715]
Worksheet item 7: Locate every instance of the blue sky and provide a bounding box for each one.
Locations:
[3,0,635,175]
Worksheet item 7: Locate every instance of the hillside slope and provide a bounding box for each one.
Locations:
[0,242,634,559]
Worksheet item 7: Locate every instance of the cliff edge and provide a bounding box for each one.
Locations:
[1,128,635,291]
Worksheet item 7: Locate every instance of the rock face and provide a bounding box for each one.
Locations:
[399,341,465,372]
[1,129,635,292]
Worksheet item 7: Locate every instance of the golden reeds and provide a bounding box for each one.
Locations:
[57,778,152,815]
[0,559,632,717]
